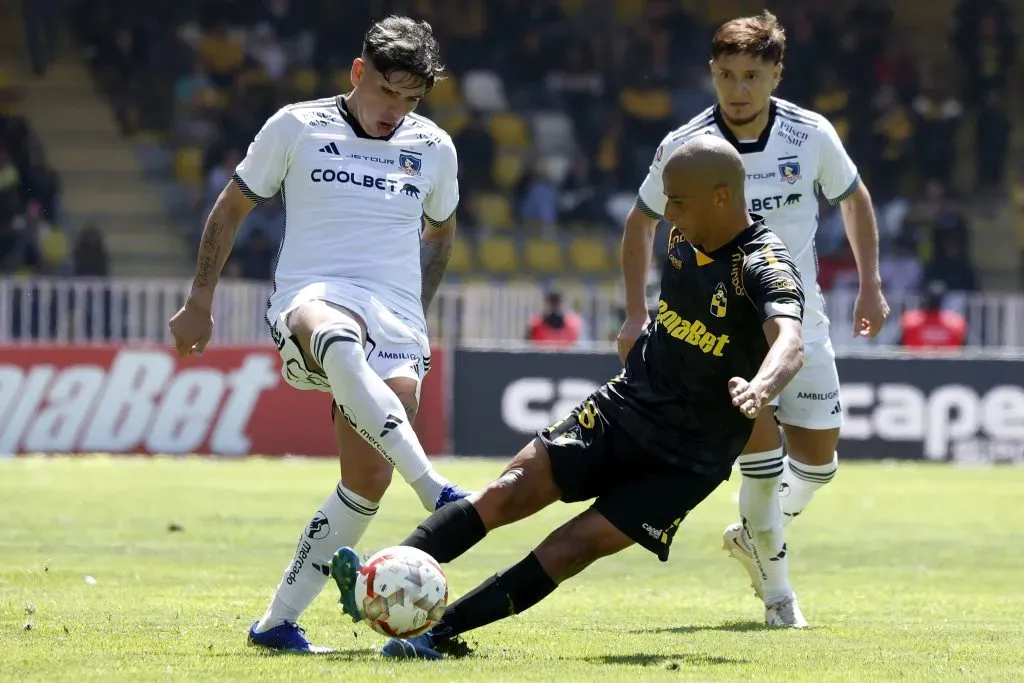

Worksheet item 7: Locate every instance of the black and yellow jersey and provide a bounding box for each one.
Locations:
[599,221,805,478]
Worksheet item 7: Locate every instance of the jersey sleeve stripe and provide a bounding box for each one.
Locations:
[635,196,663,220]
[670,112,715,141]
[423,211,452,228]
[826,175,860,205]
[232,173,273,204]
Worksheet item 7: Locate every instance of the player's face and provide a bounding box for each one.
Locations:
[662,178,709,247]
[349,58,427,137]
[709,54,781,126]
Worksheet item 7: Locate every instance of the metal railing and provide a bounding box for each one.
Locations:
[2,276,1022,350]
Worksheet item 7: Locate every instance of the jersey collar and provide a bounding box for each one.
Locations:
[335,94,403,142]
[713,100,777,155]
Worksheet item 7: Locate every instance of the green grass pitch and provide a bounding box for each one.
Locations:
[1,457,1022,681]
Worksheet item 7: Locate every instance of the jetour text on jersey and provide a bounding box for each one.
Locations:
[656,300,731,357]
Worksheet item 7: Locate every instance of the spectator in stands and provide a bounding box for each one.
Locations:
[900,280,968,349]
[453,111,494,196]
[0,143,22,222]
[518,166,559,231]
[559,153,608,227]
[527,290,583,348]
[72,224,109,277]
[975,90,1011,194]
[12,199,66,274]
[247,23,288,81]
[0,217,41,274]
[924,230,977,293]
[868,85,914,199]
[952,3,1016,107]
[545,43,604,142]
[912,77,964,187]
[22,0,60,76]
[197,20,245,87]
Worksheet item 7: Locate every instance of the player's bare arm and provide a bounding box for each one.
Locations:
[168,180,255,357]
[617,204,659,362]
[730,316,803,418]
[420,213,455,313]
[840,181,891,338]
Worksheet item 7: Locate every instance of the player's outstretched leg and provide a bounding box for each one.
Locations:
[293,303,466,511]
[332,438,563,623]
[381,507,632,660]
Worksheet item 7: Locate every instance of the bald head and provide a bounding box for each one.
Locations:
[662,135,746,202]
[659,135,752,250]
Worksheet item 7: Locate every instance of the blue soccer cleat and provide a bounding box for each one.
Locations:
[435,483,471,511]
[330,546,364,622]
[380,632,443,660]
[247,621,333,654]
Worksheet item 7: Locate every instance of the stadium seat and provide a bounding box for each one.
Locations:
[446,235,474,274]
[475,192,513,229]
[290,68,320,96]
[330,68,352,93]
[174,146,204,185]
[531,112,576,155]
[605,192,638,227]
[428,75,462,108]
[437,111,469,137]
[619,87,673,121]
[569,235,612,275]
[524,238,565,274]
[488,112,530,149]
[615,0,645,22]
[477,235,519,273]
[462,70,509,112]
[559,0,586,15]
[537,155,572,186]
[492,152,525,190]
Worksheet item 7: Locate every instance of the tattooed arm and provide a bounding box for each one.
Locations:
[188,180,256,305]
[420,213,456,314]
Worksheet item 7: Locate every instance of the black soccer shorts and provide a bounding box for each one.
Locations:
[537,396,723,562]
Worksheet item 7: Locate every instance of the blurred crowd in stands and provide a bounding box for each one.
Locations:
[2,0,1020,308]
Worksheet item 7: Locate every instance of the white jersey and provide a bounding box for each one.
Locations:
[234,96,459,335]
[637,98,859,343]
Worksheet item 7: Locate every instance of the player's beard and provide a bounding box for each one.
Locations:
[721,105,767,128]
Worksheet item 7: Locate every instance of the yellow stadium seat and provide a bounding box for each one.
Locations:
[569,235,612,274]
[291,68,320,96]
[475,193,513,228]
[331,68,352,93]
[524,238,564,274]
[492,152,525,190]
[488,112,530,149]
[437,110,469,137]
[477,236,519,273]
[428,75,462,108]
[615,0,644,22]
[174,146,204,185]
[559,0,585,14]
[619,87,672,121]
[446,235,474,274]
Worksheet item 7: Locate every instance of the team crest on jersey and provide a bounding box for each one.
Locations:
[778,161,801,184]
[710,283,728,318]
[399,152,422,176]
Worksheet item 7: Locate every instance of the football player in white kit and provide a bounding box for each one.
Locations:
[618,11,890,627]
[168,16,469,653]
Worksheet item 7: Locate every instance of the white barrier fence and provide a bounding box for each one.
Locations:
[2,276,1023,349]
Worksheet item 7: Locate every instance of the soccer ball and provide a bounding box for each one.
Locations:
[355,546,448,638]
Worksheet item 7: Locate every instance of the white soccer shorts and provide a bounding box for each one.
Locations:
[268,283,430,400]
[769,338,843,430]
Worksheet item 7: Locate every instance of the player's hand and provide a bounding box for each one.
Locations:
[616,314,649,364]
[853,284,890,338]
[728,377,764,419]
[169,298,213,357]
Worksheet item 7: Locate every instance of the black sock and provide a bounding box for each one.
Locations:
[431,552,558,641]
[401,498,487,563]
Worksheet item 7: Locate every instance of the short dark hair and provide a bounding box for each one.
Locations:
[362,15,445,92]
[711,10,787,64]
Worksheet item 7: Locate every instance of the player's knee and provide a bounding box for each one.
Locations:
[784,425,840,468]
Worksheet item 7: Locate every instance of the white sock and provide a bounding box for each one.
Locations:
[255,483,378,633]
[779,453,838,526]
[311,317,446,510]
[738,448,792,606]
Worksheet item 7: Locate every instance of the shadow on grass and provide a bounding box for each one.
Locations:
[632,620,766,635]
[587,652,745,667]
[230,648,372,661]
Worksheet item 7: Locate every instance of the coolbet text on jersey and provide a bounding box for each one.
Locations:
[232,96,459,337]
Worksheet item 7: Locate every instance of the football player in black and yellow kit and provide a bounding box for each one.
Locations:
[331,136,807,659]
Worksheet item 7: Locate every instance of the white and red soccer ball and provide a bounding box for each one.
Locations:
[355,546,448,638]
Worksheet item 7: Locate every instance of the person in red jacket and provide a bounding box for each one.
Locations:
[900,281,968,348]
[527,290,582,347]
